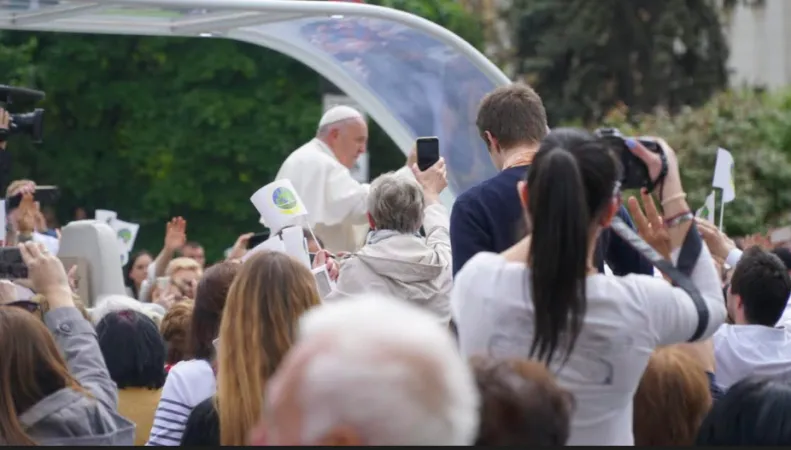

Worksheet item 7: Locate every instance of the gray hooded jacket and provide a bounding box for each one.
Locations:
[326,203,453,322]
[19,307,135,445]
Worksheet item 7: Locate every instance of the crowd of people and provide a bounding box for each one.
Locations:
[2,82,791,446]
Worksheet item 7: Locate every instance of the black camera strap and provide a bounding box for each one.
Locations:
[609,217,710,342]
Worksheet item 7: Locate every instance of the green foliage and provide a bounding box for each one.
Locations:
[0,0,483,261]
[602,89,791,236]
[509,0,730,125]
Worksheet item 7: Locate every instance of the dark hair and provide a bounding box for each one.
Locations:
[696,375,791,445]
[730,246,791,326]
[470,356,573,446]
[476,83,548,150]
[526,128,620,364]
[125,250,152,298]
[772,247,791,271]
[96,309,166,390]
[190,262,240,360]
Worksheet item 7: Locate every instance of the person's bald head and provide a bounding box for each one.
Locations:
[316,106,368,169]
[258,295,479,446]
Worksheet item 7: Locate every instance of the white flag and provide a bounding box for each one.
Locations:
[695,191,716,223]
[109,218,140,254]
[712,148,735,203]
[250,179,309,233]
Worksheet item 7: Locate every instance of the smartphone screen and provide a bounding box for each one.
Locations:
[247,230,271,249]
[416,137,440,171]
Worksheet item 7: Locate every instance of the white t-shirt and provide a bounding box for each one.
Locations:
[451,247,725,446]
[146,359,216,446]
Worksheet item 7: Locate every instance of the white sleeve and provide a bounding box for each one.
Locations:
[726,248,743,268]
[642,244,727,346]
[321,164,370,227]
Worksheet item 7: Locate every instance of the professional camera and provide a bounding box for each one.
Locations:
[594,128,663,190]
[0,85,45,144]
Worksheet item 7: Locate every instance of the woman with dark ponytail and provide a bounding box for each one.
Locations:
[452,128,726,445]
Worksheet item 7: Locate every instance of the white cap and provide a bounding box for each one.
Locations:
[319,105,363,128]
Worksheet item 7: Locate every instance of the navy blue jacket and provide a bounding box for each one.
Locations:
[450,166,653,276]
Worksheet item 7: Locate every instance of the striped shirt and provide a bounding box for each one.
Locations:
[146,359,216,446]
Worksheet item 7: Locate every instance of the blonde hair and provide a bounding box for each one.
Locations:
[5,179,34,198]
[216,251,320,446]
[165,257,202,277]
[633,346,712,446]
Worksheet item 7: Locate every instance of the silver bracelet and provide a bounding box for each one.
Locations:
[665,212,694,228]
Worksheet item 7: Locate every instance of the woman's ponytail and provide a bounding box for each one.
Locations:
[527,148,589,365]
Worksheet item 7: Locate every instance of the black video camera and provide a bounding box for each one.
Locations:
[594,128,663,190]
[0,85,45,144]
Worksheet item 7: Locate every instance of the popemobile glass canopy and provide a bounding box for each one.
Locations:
[0,0,511,200]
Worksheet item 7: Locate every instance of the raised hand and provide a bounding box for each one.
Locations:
[627,189,672,261]
[164,217,187,252]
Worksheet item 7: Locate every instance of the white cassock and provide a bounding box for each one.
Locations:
[276,138,367,253]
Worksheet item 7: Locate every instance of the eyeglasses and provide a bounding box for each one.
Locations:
[5,300,40,313]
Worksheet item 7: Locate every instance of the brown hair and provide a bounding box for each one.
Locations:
[633,347,712,446]
[216,251,320,446]
[476,83,548,150]
[160,300,194,365]
[189,262,240,360]
[0,307,85,445]
[470,356,574,446]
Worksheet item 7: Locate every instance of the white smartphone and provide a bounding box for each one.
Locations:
[156,276,170,291]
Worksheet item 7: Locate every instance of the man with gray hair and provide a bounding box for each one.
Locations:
[250,294,480,446]
[325,160,452,323]
[276,106,414,253]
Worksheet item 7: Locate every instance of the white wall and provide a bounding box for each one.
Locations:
[726,0,791,89]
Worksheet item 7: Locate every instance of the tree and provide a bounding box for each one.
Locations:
[0,0,484,260]
[508,0,731,125]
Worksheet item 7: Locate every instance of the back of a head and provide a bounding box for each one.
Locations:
[772,247,791,272]
[697,375,791,445]
[90,294,165,326]
[0,307,78,445]
[217,251,321,446]
[160,301,194,365]
[190,261,239,360]
[286,294,479,446]
[367,173,424,234]
[731,246,791,326]
[476,83,547,149]
[525,128,620,364]
[634,347,712,446]
[470,356,573,446]
[96,309,166,390]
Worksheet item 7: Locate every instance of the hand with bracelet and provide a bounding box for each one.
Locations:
[624,137,693,252]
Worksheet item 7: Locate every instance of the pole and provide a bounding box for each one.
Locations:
[718,190,726,231]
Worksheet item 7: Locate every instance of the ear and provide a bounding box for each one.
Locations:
[599,199,619,228]
[484,131,498,153]
[367,212,375,230]
[517,181,528,210]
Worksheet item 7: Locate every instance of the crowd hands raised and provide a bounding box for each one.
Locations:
[3,85,791,447]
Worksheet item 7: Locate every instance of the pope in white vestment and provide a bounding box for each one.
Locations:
[275,106,380,253]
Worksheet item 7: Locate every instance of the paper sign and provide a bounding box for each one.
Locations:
[250,179,309,233]
[696,191,716,223]
[242,235,286,262]
[281,226,311,269]
[95,209,117,225]
[109,218,140,254]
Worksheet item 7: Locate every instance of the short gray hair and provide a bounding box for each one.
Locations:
[367,173,424,233]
